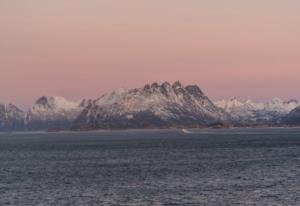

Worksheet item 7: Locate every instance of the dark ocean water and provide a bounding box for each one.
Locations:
[1,128,300,206]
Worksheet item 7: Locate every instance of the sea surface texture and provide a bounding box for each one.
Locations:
[1,128,300,205]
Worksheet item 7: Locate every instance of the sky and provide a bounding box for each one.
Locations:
[0,0,299,109]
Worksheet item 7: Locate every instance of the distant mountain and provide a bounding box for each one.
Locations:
[283,106,300,126]
[1,82,299,131]
[0,104,25,131]
[72,81,229,130]
[25,96,89,130]
[215,97,299,125]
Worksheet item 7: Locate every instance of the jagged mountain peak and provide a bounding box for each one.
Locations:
[143,81,204,96]
[2,82,299,131]
[185,85,204,96]
[99,81,206,103]
[73,81,228,130]
[143,82,173,93]
[151,82,160,89]
[162,81,171,88]
[172,81,183,89]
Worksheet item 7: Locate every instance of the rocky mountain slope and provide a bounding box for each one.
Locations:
[0,104,25,131]
[72,81,229,129]
[283,106,300,126]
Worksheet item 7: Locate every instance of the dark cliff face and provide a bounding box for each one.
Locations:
[185,85,204,97]
[36,96,49,106]
[283,106,300,125]
[72,81,229,130]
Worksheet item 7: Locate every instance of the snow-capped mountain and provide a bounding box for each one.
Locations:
[72,81,229,130]
[264,98,299,113]
[25,96,88,130]
[215,97,299,125]
[0,103,25,131]
[1,82,299,131]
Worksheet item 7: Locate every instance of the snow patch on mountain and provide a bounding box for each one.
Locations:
[215,97,299,125]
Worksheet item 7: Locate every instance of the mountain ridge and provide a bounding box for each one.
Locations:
[215,97,299,126]
[72,81,229,130]
[1,81,299,131]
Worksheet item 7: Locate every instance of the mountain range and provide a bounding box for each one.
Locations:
[215,97,299,126]
[1,81,299,131]
[72,81,228,129]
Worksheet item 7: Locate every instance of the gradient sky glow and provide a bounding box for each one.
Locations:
[1,0,299,108]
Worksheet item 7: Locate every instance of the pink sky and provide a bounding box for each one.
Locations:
[1,0,300,109]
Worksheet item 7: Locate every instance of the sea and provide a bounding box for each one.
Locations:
[1,128,300,206]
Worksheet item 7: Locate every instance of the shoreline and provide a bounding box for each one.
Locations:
[1,125,300,134]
